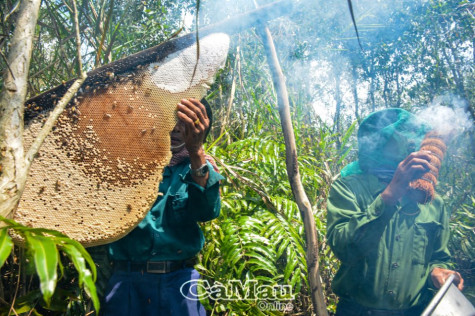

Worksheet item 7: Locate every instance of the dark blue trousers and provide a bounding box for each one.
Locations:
[102,267,206,316]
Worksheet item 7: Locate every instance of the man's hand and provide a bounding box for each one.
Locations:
[431,267,464,291]
[381,151,437,205]
[176,98,210,155]
[176,98,210,187]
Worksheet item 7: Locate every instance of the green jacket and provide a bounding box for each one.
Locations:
[109,159,223,262]
[326,173,451,310]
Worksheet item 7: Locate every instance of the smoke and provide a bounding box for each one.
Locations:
[415,94,473,140]
[195,0,473,133]
[198,0,291,31]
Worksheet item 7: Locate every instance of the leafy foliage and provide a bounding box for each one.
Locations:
[0,228,13,268]
[1,0,195,96]
[438,130,475,302]
[195,35,353,310]
[0,217,99,314]
[0,0,474,314]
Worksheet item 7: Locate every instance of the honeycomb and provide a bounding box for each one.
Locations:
[15,33,230,247]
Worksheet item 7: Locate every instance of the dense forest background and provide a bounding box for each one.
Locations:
[0,0,474,314]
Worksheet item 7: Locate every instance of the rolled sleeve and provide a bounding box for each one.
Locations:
[367,194,394,218]
[183,160,224,222]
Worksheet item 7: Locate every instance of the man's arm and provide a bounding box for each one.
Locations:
[184,161,223,222]
[326,178,398,263]
[176,97,224,222]
[381,151,464,290]
[177,98,211,187]
[327,151,436,263]
[429,199,464,290]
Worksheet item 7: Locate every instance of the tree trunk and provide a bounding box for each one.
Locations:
[368,61,376,111]
[383,76,389,108]
[257,26,329,316]
[0,0,86,220]
[333,70,342,135]
[472,37,475,64]
[352,64,360,120]
[395,69,401,108]
[0,0,42,219]
[220,57,237,137]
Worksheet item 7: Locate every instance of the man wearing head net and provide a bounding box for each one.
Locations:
[326,108,464,315]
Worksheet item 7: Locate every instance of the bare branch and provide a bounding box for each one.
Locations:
[24,77,85,166]
[72,0,84,75]
[219,64,236,137]
[253,1,328,314]
[60,0,73,13]
[95,0,114,66]
[3,0,20,23]
[25,0,87,166]
[0,50,15,80]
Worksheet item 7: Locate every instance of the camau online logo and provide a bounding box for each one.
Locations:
[180,279,295,301]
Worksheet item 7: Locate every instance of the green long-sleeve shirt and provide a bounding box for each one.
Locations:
[326,173,451,310]
[109,159,223,262]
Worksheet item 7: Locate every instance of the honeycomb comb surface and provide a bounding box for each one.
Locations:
[15,33,230,247]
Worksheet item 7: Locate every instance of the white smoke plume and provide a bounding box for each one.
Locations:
[415,94,473,140]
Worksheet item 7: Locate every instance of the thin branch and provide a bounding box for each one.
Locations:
[7,253,21,316]
[190,0,200,86]
[25,85,86,167]
[72,0,84,74]
[347,0,363,50]
[253,1,328,314]
[30,59,60,79]
[44,1,63,41]
[219,64,236,137]
[0,50,15,80]
[212,155,278,212]
[60,0,72,13]
[25,0,87,166]
[3,0,20,23]
[89,0,98,20]
[101,0,136,62]
[95,0,114,66]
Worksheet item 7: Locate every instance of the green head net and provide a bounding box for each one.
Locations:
[341,108,430,178]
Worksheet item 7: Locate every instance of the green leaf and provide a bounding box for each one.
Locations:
[0,228,13,268]
[0,216,17,226]
[337,146,353,165]
[51,237,97,281]
[290,268,302,288]
[25,234,59,304]
[228,247,244,266]
[284,251,298,282]
[276,238,290,258]
[245,243,276,259]
[61,243,100,312]
[246,257,278,275]
[0,290,42,314]
[340,120,357,151]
